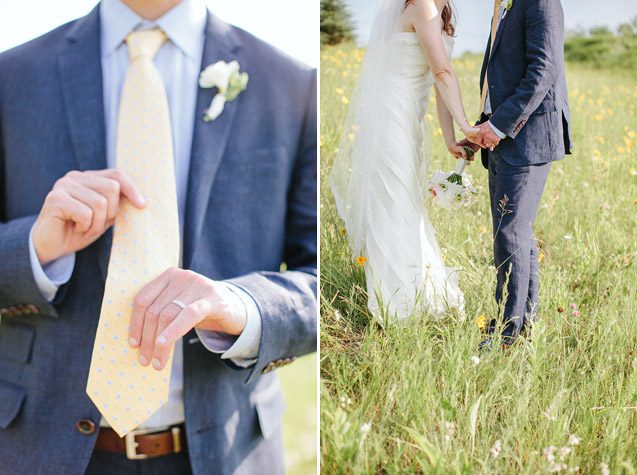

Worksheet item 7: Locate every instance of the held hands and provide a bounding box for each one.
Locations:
[461,122,481,146]
[32,169,145,265]
[473,122,502,151]
[460,120,502,152]
[128,268,247,371]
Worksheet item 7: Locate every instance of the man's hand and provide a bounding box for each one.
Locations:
[128,268,247,371]
[475,122,502,151]
[455,138,480,161]
[32,169,145,265]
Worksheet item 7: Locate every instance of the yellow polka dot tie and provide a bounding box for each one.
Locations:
[86,29,180,437]
[480,0,503,114]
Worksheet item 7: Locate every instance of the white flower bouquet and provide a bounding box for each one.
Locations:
[428,147,478,209]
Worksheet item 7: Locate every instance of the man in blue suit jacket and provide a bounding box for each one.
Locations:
[465,0,572,346]
[0,0,316,473]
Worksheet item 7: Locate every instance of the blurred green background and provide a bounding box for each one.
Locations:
[280,354,318,474]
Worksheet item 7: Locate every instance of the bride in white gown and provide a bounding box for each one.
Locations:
[330,0,479,322]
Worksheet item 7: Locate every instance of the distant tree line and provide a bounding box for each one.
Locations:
[321,0,354,45]
[566,17,637,39]
[565,17,637,70]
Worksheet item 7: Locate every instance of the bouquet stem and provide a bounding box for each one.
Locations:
[449,159,468,185]
[454,159,468,175]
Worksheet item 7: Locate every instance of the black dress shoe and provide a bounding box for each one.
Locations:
[478,337,494,353]
[478,336,517,353]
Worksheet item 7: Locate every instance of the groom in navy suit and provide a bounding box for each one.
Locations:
[464,0,572,346]
[0,0,316,473]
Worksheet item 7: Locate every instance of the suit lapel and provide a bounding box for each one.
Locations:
[57,6,112,281]
[490,5,512,59]
[182,13,243,269]
[58,6,106,174]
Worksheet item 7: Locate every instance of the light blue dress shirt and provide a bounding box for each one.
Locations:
[485,5,507,139]
[27,0,262,428]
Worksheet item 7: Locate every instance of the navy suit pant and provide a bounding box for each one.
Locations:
[487,152,551,338]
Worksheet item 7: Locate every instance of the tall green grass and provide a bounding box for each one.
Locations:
[320,45,637,473]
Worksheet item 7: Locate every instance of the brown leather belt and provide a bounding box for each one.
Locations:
[95,423,187,460]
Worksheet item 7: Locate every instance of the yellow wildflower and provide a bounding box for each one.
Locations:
[356,256,367,266]
[476,315,488,330]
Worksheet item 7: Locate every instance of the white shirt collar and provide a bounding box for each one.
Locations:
[100,0,207,59]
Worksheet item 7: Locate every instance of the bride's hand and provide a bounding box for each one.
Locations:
[447,142,468,160]
[462,125,482,145]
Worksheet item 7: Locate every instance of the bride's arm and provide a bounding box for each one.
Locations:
[406,0,477,140]
[435,86,469,159]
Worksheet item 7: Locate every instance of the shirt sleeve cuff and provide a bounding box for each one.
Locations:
[488,120,507,139]
[28,224,76,302]
[195,282,262,368]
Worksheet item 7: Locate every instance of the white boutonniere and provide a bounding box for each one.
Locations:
[504,0,514,13]
[198,60,249,122]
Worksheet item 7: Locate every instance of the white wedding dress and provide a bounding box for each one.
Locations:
[331,28,465,322]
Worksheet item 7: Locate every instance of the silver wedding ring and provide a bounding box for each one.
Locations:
[171,299,187,310]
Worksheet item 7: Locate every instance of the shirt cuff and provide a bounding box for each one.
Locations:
[195,282,262,368]
[488,120,507,139]
[28,224,76,302]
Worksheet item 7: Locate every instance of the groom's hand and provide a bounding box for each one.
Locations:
[475,122,502,151]
[128,268,247,371]
[32,169,146,265]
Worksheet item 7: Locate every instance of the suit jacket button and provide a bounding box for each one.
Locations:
[75,419,96,435]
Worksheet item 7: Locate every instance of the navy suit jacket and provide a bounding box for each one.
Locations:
[0,7,316,475]
[479,0,572,168]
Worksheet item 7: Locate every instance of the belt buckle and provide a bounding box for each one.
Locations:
[124,427,158,460]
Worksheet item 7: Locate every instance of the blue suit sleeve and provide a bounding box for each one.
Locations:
[490,0,564,138]
[0,214,64,318]
[226,69,317,383]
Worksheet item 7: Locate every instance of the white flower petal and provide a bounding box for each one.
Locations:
[204,94,227,121]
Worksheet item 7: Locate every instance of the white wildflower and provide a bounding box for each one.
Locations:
[544,446,557,463]
[543,410,558,421]
[470,355,481,366]
[567,434,581,446]
[558,446,572,459]
[549,463,567,473]
[442,421,456,442]
[490,439,502,458]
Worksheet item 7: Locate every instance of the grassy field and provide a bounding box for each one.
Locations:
[320,43,637,474]
[281,354,318,474]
